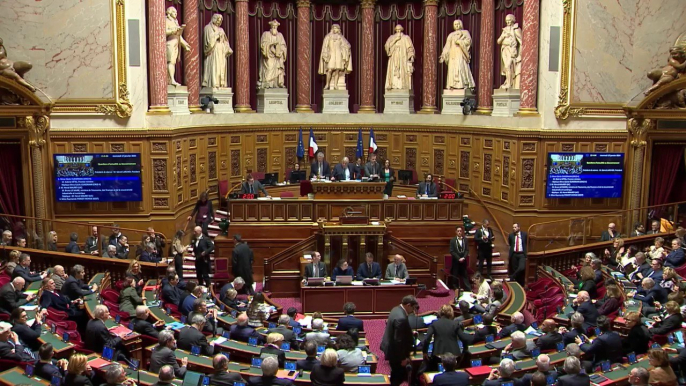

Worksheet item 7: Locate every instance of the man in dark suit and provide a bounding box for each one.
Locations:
[644,258,664,283]
[535,319,563,351]
[180,286,203,316]
[416,173,437,197]
[304,251,327,279]
[449,226,470,291]
[475,219,495,279]
[12,253,44,283]
[65,232,81,254]
[484,358,523,386]
[240,174,270,197]
[310,151,331,179]
[247,357,293,386]
[633,277,666,315]
[147,227,166,259]
[630,222,646,237]
[380,295,417,386]
[570,291,598,331]
[422,307,470,372]
[161,274,183,306]
[35,343,68,381]
[149,330,188,378]
[192,225,214,287]
[600,222,619,241]
[229,313,263,344]
[132,305,163,338]
[0,277,35,314]
[84,226,100,255]
[352,157,364,179]
[519,355,558,386]
[140,243,161,263]
[337,302,364,331]
[210,354,244,386]
[232,235,255,295]
[363,152,380,180]
[178,314,214,356]
[630,252,651,282]
[153,365,176,386]
[39,277,84,322]
[296,341,320,371]
[267,315,296,346]
[664,239,685,268]
[498,312,527,339]
[432,353,469,386]
[648,220,661,235]
[332,157,355,181]
[578,316,622,367]
[357,252,381,280]
[508,223,528,285]
[115,235,130,259]
[104,224,123,251]
[61,264,97,301]
[557,357,590,386]
[84,305,124,356]
[0,321,36,362]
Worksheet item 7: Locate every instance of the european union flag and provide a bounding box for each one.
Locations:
[296,128,305,159]
[356,129,364,159]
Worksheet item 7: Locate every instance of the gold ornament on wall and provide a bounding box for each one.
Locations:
[627,118,653,148]
[20,115,50,148]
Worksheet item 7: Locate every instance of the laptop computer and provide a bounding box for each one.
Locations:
[336,275,353,285]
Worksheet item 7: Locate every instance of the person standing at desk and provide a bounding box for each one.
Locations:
[380,159,395,197]
[364,152,380,180]
[386,254,409,281]
[475,219,495,279]
[357,252,382,279]
[381,295,418,386]
[416,173,437,197]
[332,157,354,181]
[240,174,270,197]
[305,252,327,279]
[310,151,331,179]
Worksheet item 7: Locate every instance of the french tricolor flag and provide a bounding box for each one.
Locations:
[368,129,377,154]
[308,128,318,158]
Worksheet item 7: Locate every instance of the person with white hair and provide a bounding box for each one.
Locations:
[150,330,188,378]
[332,157,354,181]
[132,305,163,338]
[210,354,244,386]
[178,314,213,356]
[52,265,67,291]
[85,304,127,360]
[310,349,344,386]
[498,311,526,338]
[501,331,532,360]
[519,354,558,386]
[219,276,246,304]
[571,291,598,330]
[0,321,34,361]
[103,363,130,386]
[0,230,11,246]
[559,312,585,345]
[484,358,517,386]
[192,225,214,287]
[267,314,296,346]
[0,276,34,314]
[102,244,117,258]
[247,356,293,386]
[305,318,330,346]
[557,357,590,386]
[628,367,649,386]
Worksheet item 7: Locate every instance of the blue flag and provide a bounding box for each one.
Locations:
[296,128,305,159]
[356,129,364,159]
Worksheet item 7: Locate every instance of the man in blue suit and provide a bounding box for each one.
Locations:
[576,316,623,367]
[180,285,203,316]
[35,343,67,381]
[331,157,355,181]
[161,274,182,306]
[310,152,331,179]
[570,291,598,331]
[229,313,263,344]
[356,252,381,280]
[432,353,469,386]
[336,302,364,331]
[664,239,685,268]
[632,277,666,316]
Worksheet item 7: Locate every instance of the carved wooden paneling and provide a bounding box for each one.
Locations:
[152,142,167,152]
[189,139,197,148]
[231,150,240,176]
[460,151,470,178]
[504,141,510,150]
[153,159,167,192]
[73,143,87,152]
[208,151,217,180]
[482,187,491,196]
[405,148,416,170]
[595,143,608,152]
[377,147,388,163]
[522,142,536,152]
[561,143,575,151]
[189,154,197,183]
[483,153,492,182]
[176,156,181,185]
[502,155,510,186]
[110,144,124,152]
[231,136,240,144]
[502,191,508,201]
[285,147,297,168]
[521,158,535,190]
[376,134,387,141]
[256,135,267,143]
[208,137,217,146]
[434,149,444,175]
[284,134,296,142]
[434,136,445,144]
[257,148,267,173]
[344,147,356,161]
[484,139,493,148]
[460,137,470,146]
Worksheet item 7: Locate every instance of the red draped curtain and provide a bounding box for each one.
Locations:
[649,144,685,207]
[0,143,24,216]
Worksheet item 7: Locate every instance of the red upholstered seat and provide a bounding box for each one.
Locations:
[214,258,230,282]
[280,191,294,198]
[100,289,120,303]
[251,172,265,181]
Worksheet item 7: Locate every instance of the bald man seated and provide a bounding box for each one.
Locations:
[228,313,263,344]
[535,319,563,351]
[570,291,599,331]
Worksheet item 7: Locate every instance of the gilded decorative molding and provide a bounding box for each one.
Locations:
[295,0,311,7]
[19,115,50,148]
[423,0,439,6]
[562,0,572,14]
[52,0,131,118]
[554,88,586,119]
[627,118,653,148]
[360,0,376,9]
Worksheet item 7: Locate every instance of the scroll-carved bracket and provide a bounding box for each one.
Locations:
[96,83,132,118]
[19,115,50,148]
[555,87,586,120]
[627,118,653,148]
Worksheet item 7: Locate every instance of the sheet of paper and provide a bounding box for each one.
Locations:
[423,315,438,324]
[211,337,227,345]
[303,254,312,260]
[298,316,313,327]
[350,281,364,286]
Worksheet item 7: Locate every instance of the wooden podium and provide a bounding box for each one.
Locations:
[311,181,386,199]
[318,220,387,266]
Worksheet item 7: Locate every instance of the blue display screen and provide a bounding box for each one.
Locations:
[546,152,624,198]
[54,153,143,202]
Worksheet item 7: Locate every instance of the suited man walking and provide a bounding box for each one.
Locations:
[240,174,270,197]
[475,219,495,279]
[449,226,470,291]
[192,226,214,287]
[232,235,255,295]
[380,295,418,386]
[416,174,437,197]
[304,252,327,280]
[508,223,528,285]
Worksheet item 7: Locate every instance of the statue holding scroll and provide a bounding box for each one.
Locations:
[258,20,287,89]
[202,14,233,89]
[166,6,190,86]
[440,20,475,90]
[497,14,522,89]
[318,24,352,90]
[384,25,415,91]
[0,38,34,91]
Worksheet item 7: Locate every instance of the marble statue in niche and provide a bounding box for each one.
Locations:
[318,24,352,90]
[440,20,475,90]
[258,20,287,89]
[166,6,190,86]
[202,14,233,89]
[497,14,522,90]
[384,25,415,90]
[0,38,34,91]
[646,45,686,95]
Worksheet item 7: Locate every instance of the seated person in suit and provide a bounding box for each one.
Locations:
[576,315,623,367]
[247,356,294,386]
[304,252,327,280]
[178,314,214,356]
[498,311,527,339]
[286,308,301,328]
[0,321,35,362]
[229,313,263,344]
[132,305,164,338]
[484,358,520,386]
[65,232,81,254]
[296,340,320,371]
[140,243,161,263]
[309,349,345,386]
[149,330,188,378]
[210,354,244,386]
[62,264,97,302]
[305,318,330,346]
[35,343,68,381]
[630,277,665,316]
[623,311,650,356]
[628,368,650,386]
[267,315,297,348]
[664,239,686,268]
[180,285,203,316]
[356,252,382,280]
[189,298,220,335]
[40,277,84,321]
[337,302,364,331]
[219,277,245,304]
[85,305,127,358]
[331,259,354,281]
[432,353,469,386]
[331,157,354,181]
[556,357,590,386]
[240,174,270,197]
[12,253,45,283]
[519,355,558,386]
[454,301,474,323]
[559,312,585,346]
[64,354,96,386]
[310,152,331,180]
[260,333,286,368]
[118,276,144,318]
[416,173,437,198]
[154,365,175,386]
[0,230,11,246]
[471,313,498,344]
[570,291,598,330]
[535,319,563,351]
[649,300,684,336]
[600,222,620,242]
[115,236,130,259]
[224,288,247,312]
[385,254,409,281]
[501,331,533,360]
[0,276,35,314]
[352,157,364,179]
[336,333,365,373]
[102,245,117,258]
[10,308,43,351]
[364,153,380,181]
[161,274,183,306]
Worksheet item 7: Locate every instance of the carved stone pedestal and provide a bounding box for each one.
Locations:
[384,89,414,114]
[441,89,473,115]
[491,89,521,117]
[322,89,349,114]
[167,85,191,115]
[200,87,234,114]
[257,88,289,113]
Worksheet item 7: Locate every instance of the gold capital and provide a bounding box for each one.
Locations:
[627,117,653,148]
[361,0,376,9]
[296,0,311,7]
[423,0,439,6]
[19,115,50,148]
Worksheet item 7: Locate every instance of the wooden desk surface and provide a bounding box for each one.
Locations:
[300,283,417,315]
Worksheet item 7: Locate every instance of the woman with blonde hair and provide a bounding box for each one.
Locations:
[576,266,597,298]
[65,353,95,386]
[622,311,650,355]
[473,273,492,304]
[310,349,345,386]
[647,348,677,386]
[659,266,679,294]
[648,237,665,261]
[649,300,684,336]
[126,259,144,293]
[597,285,622,316]
[171,230,187,276]
[605,238,625,269]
